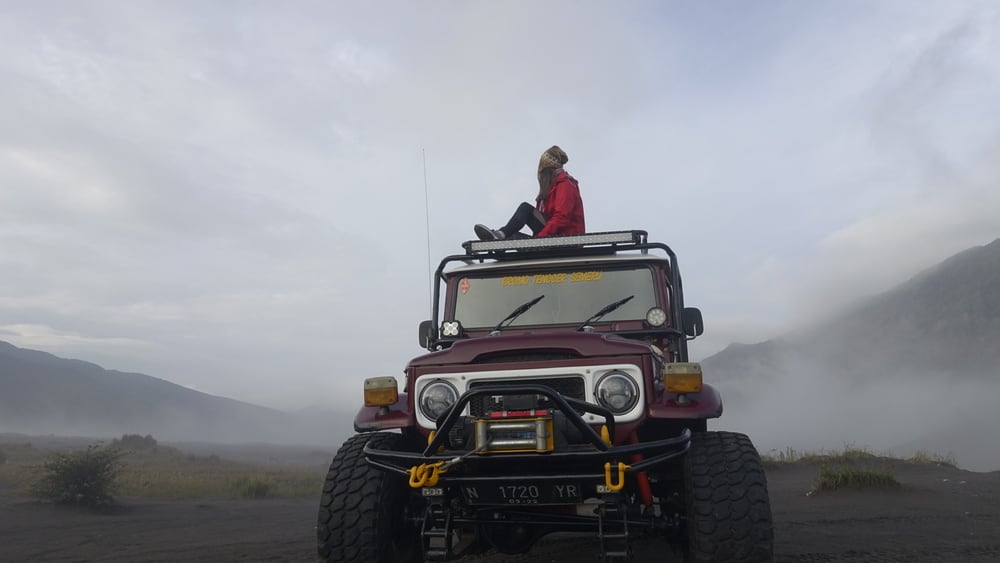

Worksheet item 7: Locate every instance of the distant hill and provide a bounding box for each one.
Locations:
[703,238,1000,471]
[705,237,1000,382]
[0,341,350,445]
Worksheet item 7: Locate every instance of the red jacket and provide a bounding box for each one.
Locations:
[536,170,586,237]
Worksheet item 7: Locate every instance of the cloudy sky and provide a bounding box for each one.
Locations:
[1,1,998,411]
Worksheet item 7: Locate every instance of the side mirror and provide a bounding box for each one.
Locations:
[418,320,436,349]
[682,307,704,337]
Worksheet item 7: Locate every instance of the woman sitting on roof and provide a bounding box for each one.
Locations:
[474,145,586,241]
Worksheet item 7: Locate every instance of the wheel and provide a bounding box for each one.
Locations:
[316,432,422,563]
[683,431,774,563]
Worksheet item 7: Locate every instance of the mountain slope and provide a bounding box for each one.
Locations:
[701,238,1000,471]
[0,340,309,443]
[705,237,1000,380]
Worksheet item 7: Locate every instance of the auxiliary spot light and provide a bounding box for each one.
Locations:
[441,321,463,337]
[645,307,667,327]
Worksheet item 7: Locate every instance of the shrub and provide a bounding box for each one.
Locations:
[31,444,125,506]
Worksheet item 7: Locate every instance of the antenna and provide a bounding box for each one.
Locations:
[422,148,433,308]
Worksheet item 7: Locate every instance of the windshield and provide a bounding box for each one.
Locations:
[451,265,659,329]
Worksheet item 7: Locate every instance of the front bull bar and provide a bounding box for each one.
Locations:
[364,384,691,484]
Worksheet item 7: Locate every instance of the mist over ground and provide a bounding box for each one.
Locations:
[714,355,1000,472]
[0,407,355,449]
[706,237,1000,472]
[0,338,356,448]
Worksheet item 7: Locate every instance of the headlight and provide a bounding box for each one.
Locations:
[419,380,459,420]
[646,307,667,327]
[595,371,639,414]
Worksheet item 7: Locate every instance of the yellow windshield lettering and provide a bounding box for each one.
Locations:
[502,275,530,286]
[503,272,602,285]
[533,273,567,284]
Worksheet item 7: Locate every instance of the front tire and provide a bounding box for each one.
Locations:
[684,431,774,563]
[316,432,422,563]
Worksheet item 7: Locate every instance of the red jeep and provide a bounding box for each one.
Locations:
[317,230,773,562]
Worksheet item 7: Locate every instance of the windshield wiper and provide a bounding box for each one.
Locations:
[576,295,634,331]
[491,295,545,335]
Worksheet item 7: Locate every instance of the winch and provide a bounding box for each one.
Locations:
[474,409,554,454]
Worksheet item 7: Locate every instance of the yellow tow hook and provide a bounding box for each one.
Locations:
[407,462,447,488]
[603,462,631,492]
[600,425,612,445]
[407,444,486,489]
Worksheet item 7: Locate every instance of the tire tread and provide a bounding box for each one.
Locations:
[316,433,412,563]
[685,431,774,563]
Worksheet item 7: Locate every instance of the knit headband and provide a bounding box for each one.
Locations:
[538,145,569,172]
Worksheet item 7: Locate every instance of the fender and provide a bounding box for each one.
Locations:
[647,383,723,420]
[353,392,416,432]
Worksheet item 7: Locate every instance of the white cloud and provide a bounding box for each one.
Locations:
[0,324,155,357]
[329,40,394,85]
[0,1,997,411]
[791,171,1000,323]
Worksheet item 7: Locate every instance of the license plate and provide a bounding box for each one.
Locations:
[461,482,582,505]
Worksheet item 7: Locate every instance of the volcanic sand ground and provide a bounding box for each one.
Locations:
[1,460,997,562]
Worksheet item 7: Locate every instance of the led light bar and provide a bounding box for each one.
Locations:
[465,230,644,254]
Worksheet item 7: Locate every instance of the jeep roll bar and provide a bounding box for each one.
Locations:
[428,230,690,358]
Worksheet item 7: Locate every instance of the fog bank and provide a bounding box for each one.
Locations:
[714,365,1000,472]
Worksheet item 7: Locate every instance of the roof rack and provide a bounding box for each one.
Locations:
[462,230,648,256]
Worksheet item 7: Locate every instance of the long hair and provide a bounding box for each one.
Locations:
[536,168,557,203]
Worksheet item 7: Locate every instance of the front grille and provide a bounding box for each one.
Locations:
[468,377,587,417]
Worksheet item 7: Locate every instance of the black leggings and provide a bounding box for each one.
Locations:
[500,202,547,238]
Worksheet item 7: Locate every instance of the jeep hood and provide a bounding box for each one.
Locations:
[409,332,651,368]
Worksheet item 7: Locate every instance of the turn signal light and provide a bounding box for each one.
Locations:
[663,363,703,393]
[364,376,399,407]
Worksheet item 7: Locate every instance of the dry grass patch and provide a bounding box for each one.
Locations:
[762,444,881,467]
[0,442,51,491]
[762,444,960,469]
[0,439,325,500]
[907,450,957,468]
[762,443,954,493]
[115,445,324,499]
[813,464,902,492]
